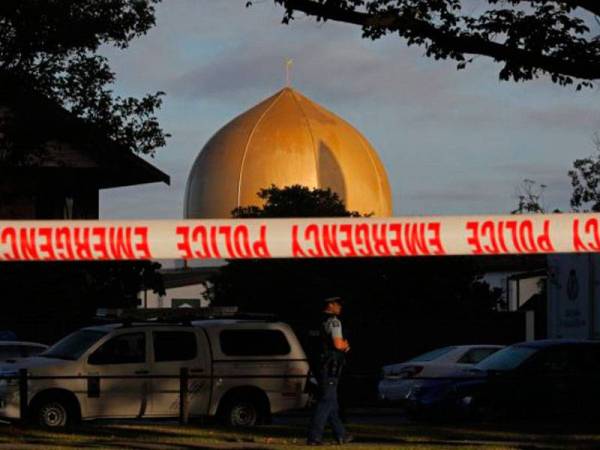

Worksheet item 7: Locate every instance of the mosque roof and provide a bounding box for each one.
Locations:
[185,87,392,218]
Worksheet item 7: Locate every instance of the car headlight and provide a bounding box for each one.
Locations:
[460,395,474,406]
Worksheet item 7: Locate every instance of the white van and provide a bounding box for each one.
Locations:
[0,320,309,427]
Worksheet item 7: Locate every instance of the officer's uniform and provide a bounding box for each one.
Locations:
[307,313,348,444]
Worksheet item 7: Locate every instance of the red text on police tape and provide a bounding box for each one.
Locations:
[465,219,554,254]
[0,226,151,261]
[573,218,600,251]
[176,224,271,259]
[291,222,446,257]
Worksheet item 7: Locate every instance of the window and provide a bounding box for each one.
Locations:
[88,333,145,365]
[477,346,538,371]
[220,330,291,356]
[526,347,572,373]
[43,330,108,361]
[458,348,501,364]
[408,346,456,362]
[153,331,197,362]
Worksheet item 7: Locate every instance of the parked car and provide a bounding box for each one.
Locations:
[0,341,48,362]
[404,339,600,420]
[0,319,309,428]
[378,345,503,403]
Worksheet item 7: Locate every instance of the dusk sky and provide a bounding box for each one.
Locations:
[99,0,600,219]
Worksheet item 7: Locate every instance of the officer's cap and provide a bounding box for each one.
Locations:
[323,296,343,305]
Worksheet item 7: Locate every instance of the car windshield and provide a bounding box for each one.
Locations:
[476,346,538,371]
[408,346,457,362]
[42,330,108,361]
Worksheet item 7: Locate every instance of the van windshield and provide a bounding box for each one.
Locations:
[42,330,108,361]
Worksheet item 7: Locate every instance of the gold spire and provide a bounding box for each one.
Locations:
[285,58,294,87]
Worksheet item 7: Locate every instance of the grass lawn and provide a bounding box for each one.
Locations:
[1,420,600,449]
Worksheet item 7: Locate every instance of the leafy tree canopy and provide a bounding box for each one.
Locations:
[569,133,600,212]
[0,0,168,156]
[232,184,360,218]
[270,0,600,89]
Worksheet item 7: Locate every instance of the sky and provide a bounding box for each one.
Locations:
[99,0,600,219]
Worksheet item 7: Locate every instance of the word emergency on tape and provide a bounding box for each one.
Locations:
[0,214,598,261]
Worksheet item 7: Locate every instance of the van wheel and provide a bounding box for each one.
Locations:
[220,399,261,427]
[31,394,79,428]
[35,400,69,428]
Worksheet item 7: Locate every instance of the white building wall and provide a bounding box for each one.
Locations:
[508,276,543,311]
[140,283,210,309]
[547,254,593,339]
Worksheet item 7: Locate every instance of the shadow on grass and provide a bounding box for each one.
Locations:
[2,418,600,449]
[0,423,273,449]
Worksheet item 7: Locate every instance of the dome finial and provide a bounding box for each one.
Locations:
[285,58,294,87]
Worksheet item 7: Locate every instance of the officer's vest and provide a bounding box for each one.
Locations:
[319,314,346,378]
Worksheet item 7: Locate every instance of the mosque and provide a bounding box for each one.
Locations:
[184,87,393,218]
[146,86,394,308]
[156,86,549,344]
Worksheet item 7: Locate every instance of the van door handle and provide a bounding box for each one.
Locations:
[135,370,149,375]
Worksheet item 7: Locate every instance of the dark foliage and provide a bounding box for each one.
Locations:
[0,0,168,159]
[512,179,547,214]
[208,185,504,373]
[0,261,165,343]
[233,184,361,218]
[569,133,600,212]
[269,0,600,88]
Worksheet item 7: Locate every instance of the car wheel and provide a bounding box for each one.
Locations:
[35,400,69,428]
[221,399,260,427]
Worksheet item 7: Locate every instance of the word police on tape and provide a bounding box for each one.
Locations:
[0,214,598,261]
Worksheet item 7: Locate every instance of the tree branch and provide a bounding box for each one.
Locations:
[280,0,600,81]
[565,0,600,17]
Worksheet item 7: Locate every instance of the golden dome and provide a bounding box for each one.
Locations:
[184,87,392,218]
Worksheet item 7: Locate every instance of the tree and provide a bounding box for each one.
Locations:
[0,260,165,343]
[210,185,360,313]
[233,184,361,218]
[0,0,168,157]
[569,133,600,212]
[512,179,547,214]
[269,0,600,88]
[208,185,505,379]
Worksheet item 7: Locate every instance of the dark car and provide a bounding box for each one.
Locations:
[406,339,600,421]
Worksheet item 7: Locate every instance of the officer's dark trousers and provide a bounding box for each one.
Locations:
[307,376,346,442]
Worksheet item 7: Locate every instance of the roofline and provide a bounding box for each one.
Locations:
[0,71,170,188]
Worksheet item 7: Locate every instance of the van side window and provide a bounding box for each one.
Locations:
[88,333,145,365]
[220,330,291,356]
[153,331,197,362]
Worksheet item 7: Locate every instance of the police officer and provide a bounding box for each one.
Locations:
[307,297,353,446]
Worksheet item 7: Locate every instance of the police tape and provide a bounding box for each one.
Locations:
[0,213,598,261]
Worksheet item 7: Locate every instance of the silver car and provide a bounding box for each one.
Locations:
[378,345,503,403]
[0,341,48,362]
